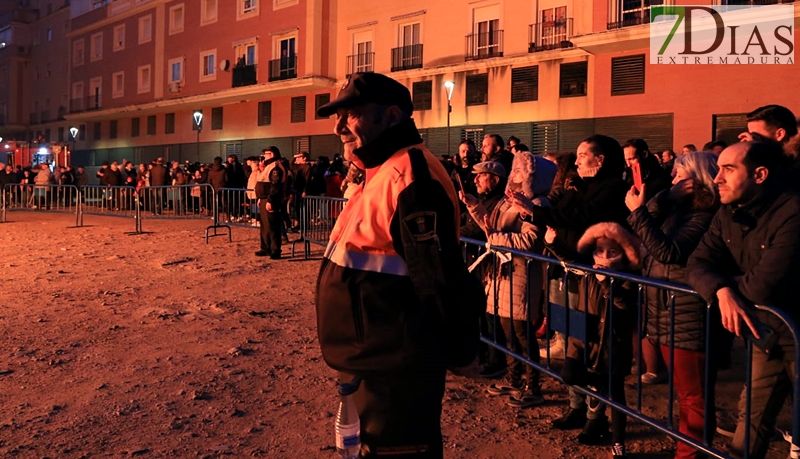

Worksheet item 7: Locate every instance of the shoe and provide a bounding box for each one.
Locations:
[486,377,524,396]
[612,442,627,459]
[539,337,565,360]
[640,371,668,385]
[478,365,506,379]
[576,417,610,445]
[270,254,282,260]
[552,407,587,430]
[254,250,269,257]
[506,385,545,408]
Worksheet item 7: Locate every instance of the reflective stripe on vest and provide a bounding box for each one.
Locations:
[324,240,409,276]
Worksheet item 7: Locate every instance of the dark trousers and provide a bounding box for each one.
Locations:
[660,345,717,459]
[339,369,446,458]
[500,317,540,386]
[258,200,282,256]
[730,322,796,459]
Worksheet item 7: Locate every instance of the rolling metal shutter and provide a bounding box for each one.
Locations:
[713,113,747,146]
[611,55,645,96]
[594,113,674,153]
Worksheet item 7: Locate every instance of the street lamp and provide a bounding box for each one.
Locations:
[69,127,79,168]
[444,80,454,157]
[193,110,203,156]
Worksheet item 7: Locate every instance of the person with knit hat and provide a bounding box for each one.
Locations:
[545,221,641,459]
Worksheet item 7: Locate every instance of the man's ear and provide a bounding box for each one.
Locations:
[386,105,406,127]
[753,165,769,184]
[775,128,787,142]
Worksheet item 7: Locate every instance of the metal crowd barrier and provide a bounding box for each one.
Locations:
[79,185,139,227]
[461,236,800,459]
[1,183,80,226]
[136,184,227,241]
[291,195,347,259]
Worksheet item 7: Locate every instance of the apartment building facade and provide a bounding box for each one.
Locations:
[3,0,798,168]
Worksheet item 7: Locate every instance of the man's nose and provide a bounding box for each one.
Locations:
[333,115,348,135]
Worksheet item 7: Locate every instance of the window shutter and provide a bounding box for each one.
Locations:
[412,81,432,111]
[611,54,645,96]
[315,94,330,119]
[559,62,587,97]
[211,107,223,130]
[531,121,558,155]
[291,96,306,123]
[511,66,539,103]
[258,101,272,126]
[713,113,748,146]
[466,73,488,106]
[164,113,175,134]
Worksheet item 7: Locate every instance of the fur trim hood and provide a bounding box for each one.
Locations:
[577,222,641,270]
[505,151,558,198]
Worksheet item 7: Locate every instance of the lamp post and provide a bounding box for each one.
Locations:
[444,80,454,157]
[69,127,78,167]
[193,110,203,157]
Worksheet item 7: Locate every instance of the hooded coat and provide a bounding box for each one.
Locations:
[467,153,557,321]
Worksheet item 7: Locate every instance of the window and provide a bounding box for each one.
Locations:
[137,65,151,93]
[110,120,118,139]
[258,101,272,126]
[270,35,297,80]
[471,5,502,59]
[559,61,588,97]
[350,31,373,74]
[609,0,662,29]
[210,107,223,130]
[47,27,53,42]
[71,81,84,111]
[169,4,185,35]
[79,124,86,140]
[511,66,539,103]
[611,54,645,96]
[93,122,101,140]
[112,71,124,98]
[88,77,102,109]
[138,15,152,44]
[200,49,216,81]
[147,115,156,136]
[540,7,568,49]
[291,96,306,123]
[315,94,330,119]
[113,24,125,51]
[131,117,140,137]
[201,0,218,25]
[466,73,489,106]
[165,113,175,134]
[274,0,298,10]
[234,42,257,66]
[393,22,422,71]
[238,0,258,19]
[412,81,432,111]
[168,58,183,83]
[90,32,103,61]
[58,127,64,142]
[72,39,84,66]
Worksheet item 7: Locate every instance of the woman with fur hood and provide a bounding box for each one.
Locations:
[463,150,557,409]
[625,151,720,459]
[545,221,641,459]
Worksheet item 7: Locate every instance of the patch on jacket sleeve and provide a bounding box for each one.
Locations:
[403,211,437,241]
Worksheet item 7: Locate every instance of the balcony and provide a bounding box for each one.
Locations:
[465,30,504,61]
[29,112,39,124]
[528,18,574,53]
[391,44,423,72]
[346,53,375,77]
[70,98,85,113]
[87,95,102,111]
[607,10,651,30]
[268,56,297,82]
[232,64,257,88]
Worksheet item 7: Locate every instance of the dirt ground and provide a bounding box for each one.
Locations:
[0,212,793,459]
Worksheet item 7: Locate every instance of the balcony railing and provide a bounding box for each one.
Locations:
[528,18,574,53]
[232,64,257,88]
[607,10,651,30]
[465,30,504,61]
[70,98,85,113]
[29,112,39,124]
[268,56,298,82]
[87,94,102,111]
[346,53,375,77]
[40,110,50,123]
[391,44,423,72]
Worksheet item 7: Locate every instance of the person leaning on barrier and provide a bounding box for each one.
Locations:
[254,147,286,259]
[625,151,720,459]
[686,140,800,459]
[315,72,484,458]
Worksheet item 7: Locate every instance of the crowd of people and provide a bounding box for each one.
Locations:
[442,104,799,459]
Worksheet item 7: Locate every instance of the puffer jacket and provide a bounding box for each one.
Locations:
[627,189,717,351]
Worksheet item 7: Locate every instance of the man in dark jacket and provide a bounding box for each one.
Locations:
[254,147,285,259]
[622,138,672,202]
[225,154,246,220]
[291,152,312,229]
[459,160,506,240]
[687,141,800,459]
[149,157,169,214]
[315,72,483,458]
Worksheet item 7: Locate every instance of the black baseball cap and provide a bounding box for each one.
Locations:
[317,72,414,118]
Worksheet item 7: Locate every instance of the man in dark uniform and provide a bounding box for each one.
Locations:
[254,146,285,259]
[315,73,483,458]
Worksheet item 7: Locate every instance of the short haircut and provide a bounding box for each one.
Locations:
[459,139,476,149]
[622,138,650,158]
[583,134,624,175]
[512,143,530,153]
[683,144,697,152]
[746,104,798,141]
[743,139,789,176]
[662,149,676,159]
[507,135,520,145]
[484,134,505,151]
[262,146,281,158]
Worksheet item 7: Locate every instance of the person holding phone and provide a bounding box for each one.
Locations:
[687,141,800,459]
[622,139,672,202]
[626,152,720,459]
